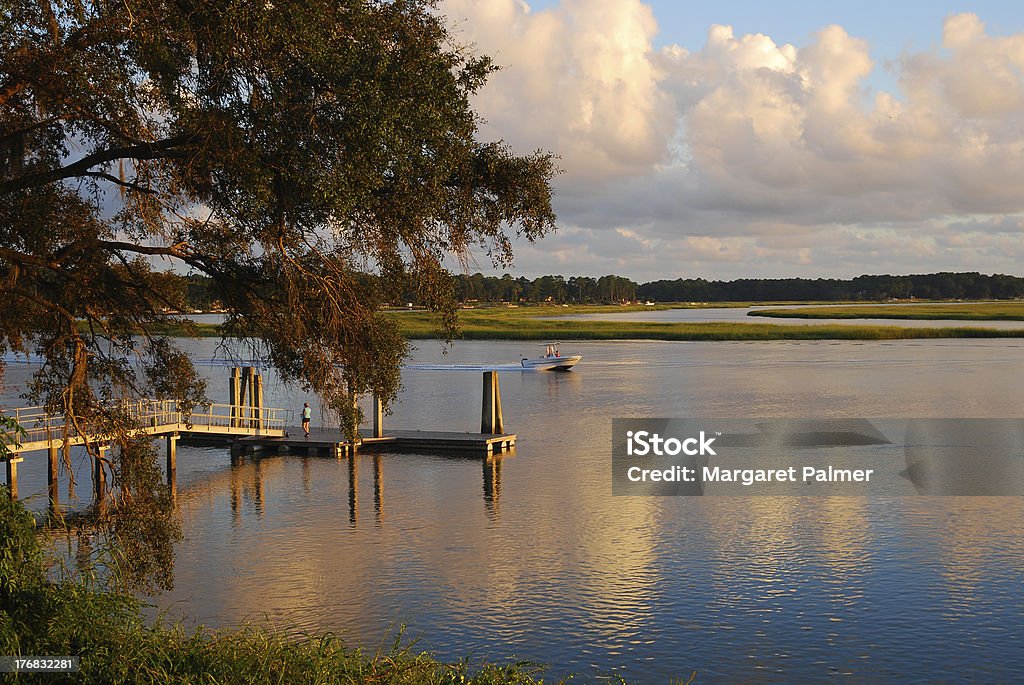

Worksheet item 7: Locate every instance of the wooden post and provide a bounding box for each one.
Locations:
[47,445,59,506]
[493,372,504,434]
[166,433,178,484]
[5,456,24,500]
[241,367,253,428]
[253,373,264,432]
[481,371,494,434]
[372,394,384,438]
[481,371,503,434]
[229,367,241,427]
[94,445,109,504]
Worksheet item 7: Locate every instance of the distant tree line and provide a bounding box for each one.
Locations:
[178,271,1024,309]
[454,271,1024,303]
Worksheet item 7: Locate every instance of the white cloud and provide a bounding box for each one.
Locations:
[444,0,675,182]
[443,3,1024,277]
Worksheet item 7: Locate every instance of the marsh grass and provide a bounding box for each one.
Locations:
[152,304,1024,341]
[749,301,1024,321]
[391,306,1024,341]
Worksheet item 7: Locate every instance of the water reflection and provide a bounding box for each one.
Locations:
[8,338,1024,682]
[347,454,358,527]
[373,455,384,525]
[482,457,501,520]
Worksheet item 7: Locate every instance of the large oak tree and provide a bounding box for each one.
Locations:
[1,0,557,437]
[1,0,556,588]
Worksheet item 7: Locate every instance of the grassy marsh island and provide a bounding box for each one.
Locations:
[393,306,1024,341]
[151,304,1024,341]
[748,301,1024,321]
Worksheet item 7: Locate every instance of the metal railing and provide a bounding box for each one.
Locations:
[4,399,290,449]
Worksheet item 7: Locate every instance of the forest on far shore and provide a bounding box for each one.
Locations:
[179,271,1024,310]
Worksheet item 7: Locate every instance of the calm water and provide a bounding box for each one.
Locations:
[4,338,1024,682]
[557,303,1024,329]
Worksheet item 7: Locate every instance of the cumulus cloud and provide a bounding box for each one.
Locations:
[444,0,676,182]
[442,2,1024,277]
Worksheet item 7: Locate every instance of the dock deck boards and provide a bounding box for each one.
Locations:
[235,427,516,457]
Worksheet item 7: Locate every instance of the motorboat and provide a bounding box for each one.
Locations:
[521,342,581,371]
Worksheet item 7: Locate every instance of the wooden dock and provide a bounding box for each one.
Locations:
[235,427,516,458]
[4,369,514,504]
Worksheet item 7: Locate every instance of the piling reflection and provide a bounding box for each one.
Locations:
[482,456,502,520]
[229,466,240,528]
[226,453,266,522]
[347,453,358,527]
[373,455,384,524]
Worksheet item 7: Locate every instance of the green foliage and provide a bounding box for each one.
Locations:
[97,437,182,595]
[143,338,209,420]
[639,272,1024,302]
[1,0,557,439]
[0,414,27,459]
[0,487,45,601]
[2,0,556,590]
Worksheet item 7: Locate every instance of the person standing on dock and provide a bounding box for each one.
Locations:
[302,402,312,437]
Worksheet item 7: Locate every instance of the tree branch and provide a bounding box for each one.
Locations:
[80,171,157,194]
[0,133,197,194]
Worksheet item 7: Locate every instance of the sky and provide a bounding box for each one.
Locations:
[440,0,1024,281]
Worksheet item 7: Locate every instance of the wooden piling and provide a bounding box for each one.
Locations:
[372,394,384,438]
[481,372,493,433]
[493,373,504,434]
[166,433,178,484]
[241,367,253,428]
[94,445,109,504]
[229,367,241,428]
[253,373,264,431]
[481,371,503,434]
[5,456,23,500]
[47,445,59,506]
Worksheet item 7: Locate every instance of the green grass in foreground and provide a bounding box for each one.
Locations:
[749,301,1024,321]
[0,490,603,685]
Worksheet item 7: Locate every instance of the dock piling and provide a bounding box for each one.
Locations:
[94,444,109,504]
[5,456,24,500]
[47,445,59,506]
[230,367,241,427]
[253,374,264,431]
[481,371,504,434]
[166,433,178,485]
[372,394,384,438]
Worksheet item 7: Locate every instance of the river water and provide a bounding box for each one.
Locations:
[3,337,1024,682]
[555,303,1024,329]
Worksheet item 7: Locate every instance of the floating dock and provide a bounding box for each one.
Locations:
[234,427,516,458]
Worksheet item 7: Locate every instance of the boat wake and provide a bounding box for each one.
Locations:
[403,363,527,372]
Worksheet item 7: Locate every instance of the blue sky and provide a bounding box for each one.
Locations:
[444,1,1024,279]
[527,0,1024,54]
